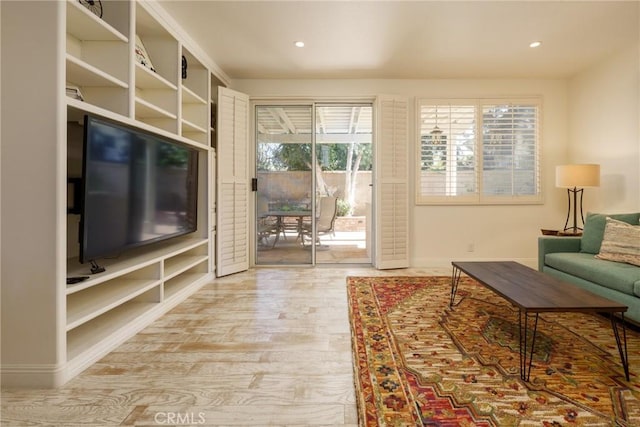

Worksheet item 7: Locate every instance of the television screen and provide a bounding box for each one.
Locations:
[80,115,198,264]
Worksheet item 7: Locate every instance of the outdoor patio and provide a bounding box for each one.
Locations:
[257,217,369,264]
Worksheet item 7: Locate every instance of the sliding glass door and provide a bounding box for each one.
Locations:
[255,103,373,265]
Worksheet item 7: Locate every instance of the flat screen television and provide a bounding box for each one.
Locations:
[80,114,198,265]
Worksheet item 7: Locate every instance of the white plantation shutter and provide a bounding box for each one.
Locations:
[417,98,541,204]
[481,102,540,200]
[216,87,249,276]
[418,103,477,203]
[375,95,409,269]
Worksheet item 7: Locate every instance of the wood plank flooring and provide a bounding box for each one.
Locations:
[1,267,447,426]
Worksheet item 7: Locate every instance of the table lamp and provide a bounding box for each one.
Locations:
[556,164,600,234]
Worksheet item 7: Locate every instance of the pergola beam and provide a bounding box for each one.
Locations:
[258,133,371,144]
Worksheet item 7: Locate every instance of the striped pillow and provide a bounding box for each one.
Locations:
[595,217,640,266]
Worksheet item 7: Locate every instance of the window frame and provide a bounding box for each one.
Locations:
[415,97,543,206]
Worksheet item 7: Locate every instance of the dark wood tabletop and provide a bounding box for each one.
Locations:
[266,210,311,218]
[452,261,627,314]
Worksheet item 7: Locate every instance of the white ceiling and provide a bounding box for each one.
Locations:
[158,0,638,81]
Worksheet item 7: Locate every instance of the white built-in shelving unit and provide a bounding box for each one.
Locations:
[1,0,227,388]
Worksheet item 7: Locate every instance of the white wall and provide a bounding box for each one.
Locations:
[568,45,640,213]
[232,78,569,268]
[1,1,66,385]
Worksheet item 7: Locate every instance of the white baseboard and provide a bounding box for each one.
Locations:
[1,363,66,389]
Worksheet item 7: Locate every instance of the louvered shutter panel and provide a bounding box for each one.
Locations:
[481,103,540,199]
[374,96,409,269]
[216,87,249,276]
[418,103,477,202]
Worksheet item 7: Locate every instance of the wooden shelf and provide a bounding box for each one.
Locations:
[135,63,177,91]
[67,98,126,123]
[182,85,207,105]
[67,279,161,331]
[164,271,208,300]
[66,300,157,362]
[182,118,208,135]
[66,54,128,88]
[164,255,208,280]
[135,97,177,120]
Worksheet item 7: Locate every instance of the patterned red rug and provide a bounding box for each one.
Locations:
[347,276,640,426]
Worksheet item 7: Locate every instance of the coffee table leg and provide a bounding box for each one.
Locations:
[611,313,630,381]
[519,310,539,382]
[450,265,463,308]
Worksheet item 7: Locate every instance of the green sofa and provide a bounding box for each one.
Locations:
[538,212,640,324]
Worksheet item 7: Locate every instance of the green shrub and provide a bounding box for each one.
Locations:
[336,199,352,217]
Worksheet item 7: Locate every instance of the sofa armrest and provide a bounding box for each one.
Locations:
[537,236,582,271]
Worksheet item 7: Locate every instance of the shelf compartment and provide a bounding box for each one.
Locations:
[182,122,209,145]
[67,264,161,330]
[163,236,209,257]
[182,131,209,146]
[163,239,208,279]
[135,63,177,91]
[181,47,208,100]
[181,99,208,144]
[135,97,177,120]
[164,254,208,281]
[164,263,209,301]
[182,85,207,105]
[182,118,208,135]
[66,297,158,362]
[135,3,179,90]
[76,86,129,117]
[66,0,128,43]
[66,49,130,118]
[66,54,128,88]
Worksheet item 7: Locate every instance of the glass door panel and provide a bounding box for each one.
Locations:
[255,105,313,265]
[314,104,373,264]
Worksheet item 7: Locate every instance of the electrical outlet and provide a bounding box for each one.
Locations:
[467,243,475,252]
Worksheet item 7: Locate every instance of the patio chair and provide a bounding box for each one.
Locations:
[301,196,337,246]
[257,196,279,248]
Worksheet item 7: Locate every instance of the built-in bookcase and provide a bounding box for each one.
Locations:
[0,0,226,388]
[62,0,216,384]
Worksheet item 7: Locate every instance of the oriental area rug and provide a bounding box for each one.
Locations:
[347,276,640,426]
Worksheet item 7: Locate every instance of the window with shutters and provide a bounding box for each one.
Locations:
[417,98,541,205]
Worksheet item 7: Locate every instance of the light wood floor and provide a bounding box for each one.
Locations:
[1,266,448,426]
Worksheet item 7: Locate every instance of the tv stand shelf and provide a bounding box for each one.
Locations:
[66,277,161,330]
[65,237,210,366]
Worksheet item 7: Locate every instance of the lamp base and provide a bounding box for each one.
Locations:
[562,187,585,233]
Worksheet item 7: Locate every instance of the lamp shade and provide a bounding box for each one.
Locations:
[556,164,600,188]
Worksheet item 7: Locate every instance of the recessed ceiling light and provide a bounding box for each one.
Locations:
[294,41,305,48]
[529,41,542,48]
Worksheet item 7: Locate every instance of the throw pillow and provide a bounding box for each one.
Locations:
[595,217,640,266]
[580,212,640,254]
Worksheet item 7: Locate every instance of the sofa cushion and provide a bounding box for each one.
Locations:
[595,217,640,266]
[580,212,640,254]
[545,252,640,296]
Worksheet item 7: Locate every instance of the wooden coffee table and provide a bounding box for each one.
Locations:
[450,261,629,382]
